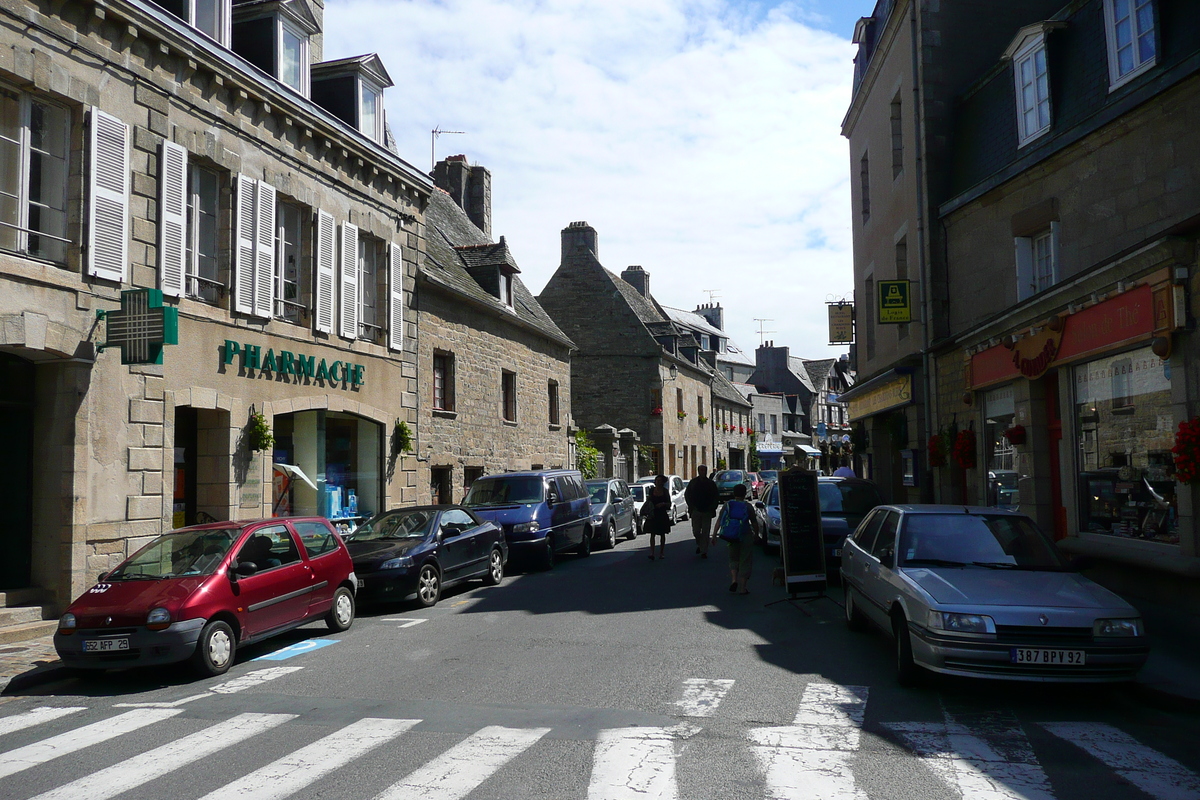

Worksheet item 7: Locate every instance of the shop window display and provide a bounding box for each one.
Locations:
[983,385,1018,509]
[1074,346,1177,544]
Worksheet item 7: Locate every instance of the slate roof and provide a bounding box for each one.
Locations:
[713,371,752,408]
[719,341,755,367]
[457,240,521,272]
[802,358,837,391]
[661,306,724,338]
[606,269,667,326]
[420,190,573,348]
[787,357,817,393]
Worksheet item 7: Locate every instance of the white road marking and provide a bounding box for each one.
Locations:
[115,666,304,708]
[382,618,428,628]
[749,683,869,800]
[675,678,735,717]
[887,709,1054,800]
[377,725,551,800]
[199,717,419,800]
[0,707,85,737]
[1042,722,1200,800]
[28,712,293,800]
[587,726,678,800]
[0,708,181,779]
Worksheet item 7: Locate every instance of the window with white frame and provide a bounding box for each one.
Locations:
[0,85,69,264]
[358,233,384,340]
[1013,41,1051,145]
[1104,0,1156,88]
[359,80,382,143]
[278,18,309,94]
[160,0,232,46]
[276,200,305,323]
[1015,222,1060,301]
[187,164,221,304]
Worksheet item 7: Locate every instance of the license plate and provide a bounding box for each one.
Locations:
[83,638,129,653]
[1010,648,1086,665]
[356,578,365,589]
[832,549,842,557]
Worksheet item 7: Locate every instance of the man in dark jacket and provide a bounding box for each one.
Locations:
[685,465,720,558]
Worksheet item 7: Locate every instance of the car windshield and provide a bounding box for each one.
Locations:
[630,485,645,501]
[350,510,435,541]
[898,513,1068,570]
[715,471,744,482]
[463,476,545,506]
[819,482,882,515]
[586,483,609,503]
[759,471,778,481]
[766,484,779,506]
[108,528,240,580]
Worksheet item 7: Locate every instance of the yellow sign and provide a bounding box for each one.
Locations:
[847,374,912,420]
[828,303,854,344]
[878,280,911,323]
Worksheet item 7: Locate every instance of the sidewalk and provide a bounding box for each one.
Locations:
[0,634,62,694]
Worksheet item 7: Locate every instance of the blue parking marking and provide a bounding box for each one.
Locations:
[253,639,339,661]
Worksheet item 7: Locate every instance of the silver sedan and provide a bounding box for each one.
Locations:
[840,505,1149,685]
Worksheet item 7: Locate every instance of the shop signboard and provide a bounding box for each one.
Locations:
[98,289,179,365]
[222,340,366,389]
[827,303,855,344]
[878,280,911,324]
[846,374,912,421]
[777,466,826,595]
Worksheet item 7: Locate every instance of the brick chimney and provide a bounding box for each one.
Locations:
[695,302,724,331]
[621,265,649,297]
[433,155,492,238]
[561,221,598,261]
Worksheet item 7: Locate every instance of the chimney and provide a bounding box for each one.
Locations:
[621,265,650,297]
[309,0,325,61]
[560,221,598,262]
[432,156,492,238]
[695,302,724,331]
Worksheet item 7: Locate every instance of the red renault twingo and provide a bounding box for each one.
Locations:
[54,517,357,677]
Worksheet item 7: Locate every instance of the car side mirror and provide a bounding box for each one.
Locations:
[234,561,258,577]
[97,571,108,582]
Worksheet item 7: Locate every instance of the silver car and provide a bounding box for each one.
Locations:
[585,478,638,548]
[841,505,1149,685]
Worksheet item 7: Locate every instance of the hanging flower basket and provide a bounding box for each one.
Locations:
[247,411,274,452]
[698,415,708,426]
[677,410,688,420]
[651,406,663,416]
[1003,424,1027,446]
[927,434,946,468]
[952,429,976,470]
[1172,417,1200,484]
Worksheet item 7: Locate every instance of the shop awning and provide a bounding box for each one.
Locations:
[798,445,822,456]
[273,463,317,490]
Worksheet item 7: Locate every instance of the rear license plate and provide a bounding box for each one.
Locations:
[1010,648,1086,665]
[83,638,129,653]
[356,578,365,589]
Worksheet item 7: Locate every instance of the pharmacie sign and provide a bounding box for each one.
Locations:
[222,340,365,388]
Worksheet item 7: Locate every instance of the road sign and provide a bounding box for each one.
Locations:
[878,280,911,324]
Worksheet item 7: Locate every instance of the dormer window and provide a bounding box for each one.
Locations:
[360,81,382,142]
[1004,23,1063,147]
[231,1,317,95]
[312,55,393,144]
[158,0,232,46]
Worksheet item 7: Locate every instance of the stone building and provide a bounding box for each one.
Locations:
[418,156,574,502]
[0,0,428,629]
[537,224,717,480]
[711,373,754,471]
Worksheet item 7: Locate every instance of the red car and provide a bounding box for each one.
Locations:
[54,517,357,677]
[746,472,766,499]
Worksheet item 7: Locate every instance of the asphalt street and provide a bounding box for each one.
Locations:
[0,521,1197,800]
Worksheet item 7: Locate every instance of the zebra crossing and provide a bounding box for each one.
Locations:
[1,674,1197,800]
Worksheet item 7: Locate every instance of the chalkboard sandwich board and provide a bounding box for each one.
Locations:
[778,466,827,595]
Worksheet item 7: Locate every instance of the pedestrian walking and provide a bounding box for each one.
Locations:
[713,483,758,594]
[642,474,673,560]
[684,464,719,559]
[832,459,856,478]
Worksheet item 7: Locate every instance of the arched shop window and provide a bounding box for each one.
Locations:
[271,410,382,531]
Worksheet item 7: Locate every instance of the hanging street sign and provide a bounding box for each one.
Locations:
[827,302,854,344]
[878,280,912,324]
[97,289,179,365]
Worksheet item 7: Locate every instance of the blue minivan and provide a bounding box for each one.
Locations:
[463,470,592,569]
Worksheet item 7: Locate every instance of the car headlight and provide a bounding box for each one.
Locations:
[1094,617,1143,637]
[146,607,171,631]
[380,556,414,570]
[58,612,76,635]
[511,521,540,534]
[928,611,995,634]
[591,515,604,525]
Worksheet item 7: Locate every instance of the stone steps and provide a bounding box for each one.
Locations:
[0,588,57,645]
[0,620,58,645]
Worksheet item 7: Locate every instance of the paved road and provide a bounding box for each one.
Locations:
[1,522,1198,800]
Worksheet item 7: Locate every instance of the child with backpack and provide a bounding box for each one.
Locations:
[713,483,759,594]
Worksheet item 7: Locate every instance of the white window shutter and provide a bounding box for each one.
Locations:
[314,210,335,333]
[1049,220,1062,286]
[253,181,276,318]
[1014,236,1033,302]
[234,174,256,315]
[157,141,187,298]
[339,222,359,339]
[388,241,404,351]
[86,108,129,283]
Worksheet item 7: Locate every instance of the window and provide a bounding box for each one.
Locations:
[359,80,382,142]
[770,415,778,435]
[758,413,766,433]
[160,0,232,46]
[890,92,903,178]
[1015,223,1060,301]
[0,86,69,264]
[433,352,455,412]
[502,370,517,422]
[859,151,870,223]
[1014,42,1051,145]
[279,18,309,94]
[676,387,683,414]
[294,521,337,558]
[1104,0,1156,88]
[188,164,221,304]
[358,233,384,341]
[499,270,513,307]
[276,200,305,323]
[697,396,704,419]
[549,381,560,425]
[235,526,300,571]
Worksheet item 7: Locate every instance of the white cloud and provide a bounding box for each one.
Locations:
[323,0,856,360]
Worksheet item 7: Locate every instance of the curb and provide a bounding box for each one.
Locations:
[1130,677,1200,715]
[0,661,70,695]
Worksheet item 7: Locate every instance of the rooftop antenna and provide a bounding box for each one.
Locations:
[703,290,721,304]
[431,126,466,171]
[753,318,775,346]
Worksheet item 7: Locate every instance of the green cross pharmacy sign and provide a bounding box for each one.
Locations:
[97,289,179,365]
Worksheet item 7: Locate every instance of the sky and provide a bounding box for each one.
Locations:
[323,0,878,363]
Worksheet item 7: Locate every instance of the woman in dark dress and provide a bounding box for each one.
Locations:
[645,474,673,560]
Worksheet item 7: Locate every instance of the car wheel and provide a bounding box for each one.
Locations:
[604,520,617,549]
[325,587,355,632]
[537,535,556,571]
[417,564,441,608]
[629,517,640,540]
[844,585,867,632]
[576,527,592,557]
[669,506,678,525]
[893,613,922,686]
[191,619,236,677]
[483,548,504,586]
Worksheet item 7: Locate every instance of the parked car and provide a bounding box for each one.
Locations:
[760,477,882,577]
[757,469,779,485]
[464,469,591,569]
[54,517,357,677]
[713,470,753,502]
[630,483,651,522]
[841,504,1150,685]
[747,472,766,498]
[345,506,505,608]
[635,474,688,522]
[586,478,638,548]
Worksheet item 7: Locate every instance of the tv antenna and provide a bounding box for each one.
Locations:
[753,318,775,345]
[431,126,466,171]
[703,289,721,304]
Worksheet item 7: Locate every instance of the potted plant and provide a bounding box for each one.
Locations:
[952,428,976,470]
[698,415,708,426]
[1003,424,1027,446]
[1173,417,1200,484]
[247,410,274,452]
[651,406,663,416]
[677,410,688,420]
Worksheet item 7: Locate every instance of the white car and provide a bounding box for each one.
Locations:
[635,475,688,523]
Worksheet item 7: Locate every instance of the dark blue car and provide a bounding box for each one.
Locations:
[345,506,506,608]
[464,470,592,569]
